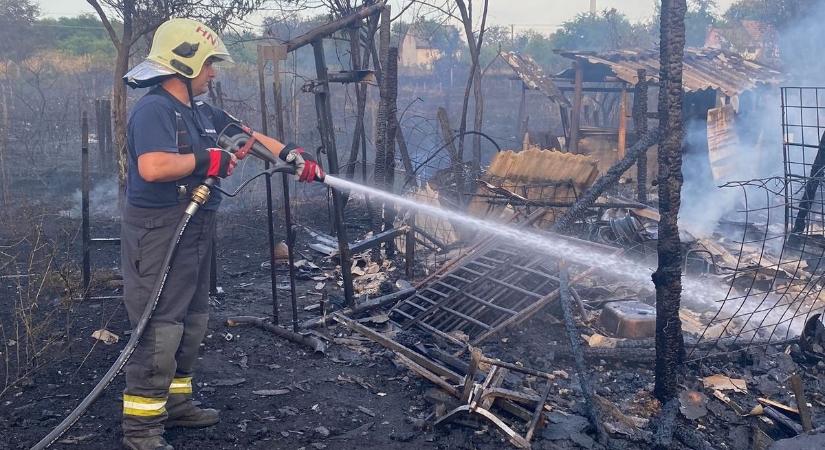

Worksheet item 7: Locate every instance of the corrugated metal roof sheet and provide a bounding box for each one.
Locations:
[468,149,600,227]
[500,51,571,106]
[558,48,783,96]
[707,105,740,182]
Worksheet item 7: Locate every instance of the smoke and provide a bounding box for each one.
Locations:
[776,3,825,87]
[678,91,785,239]
[676,0,825,239]
[60,177,120,220]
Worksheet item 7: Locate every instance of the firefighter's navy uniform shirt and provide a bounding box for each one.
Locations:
[126,87,236,210]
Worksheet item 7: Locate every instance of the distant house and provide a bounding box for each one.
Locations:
[399,29,441,72]
[705,20,780,65]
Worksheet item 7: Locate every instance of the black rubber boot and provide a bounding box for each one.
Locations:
[122,435,174,450]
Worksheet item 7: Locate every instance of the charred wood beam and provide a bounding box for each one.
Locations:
[633,69,650,203]
[559,86,633,93]
[226,316,326,353]
[551,130,660,233]
[549,345,657,362]
[326,70,375,84]
[763,405,804,435]
[81,112,90,293]
[412,225,447,250]
[559,265,609,444]
[618,87,628,159]
[333,313,463,382]
[395,353,459,397]
[569,60,584,153]
[478,355,556,380]
[525,382,553,443]
[299,288,415,330]
[788,374,814,432]
[349,226,409,254]
[284,1,387,53]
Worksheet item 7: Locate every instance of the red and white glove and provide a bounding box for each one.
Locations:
[279,145,325,183]
[194,148,237,178]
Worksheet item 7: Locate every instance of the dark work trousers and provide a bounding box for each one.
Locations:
[120,203,216,437]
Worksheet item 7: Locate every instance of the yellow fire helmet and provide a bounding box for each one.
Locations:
[124,18,234,88]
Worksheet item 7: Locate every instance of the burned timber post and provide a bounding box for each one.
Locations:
[633,69,649,204]
[652,0,687,404]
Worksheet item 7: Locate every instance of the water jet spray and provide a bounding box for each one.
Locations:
[322,175,731,304]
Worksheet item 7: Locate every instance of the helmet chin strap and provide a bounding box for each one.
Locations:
[183,76,208,136]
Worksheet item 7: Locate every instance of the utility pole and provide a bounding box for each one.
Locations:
[511,24,515,48]
[590,0,597,14]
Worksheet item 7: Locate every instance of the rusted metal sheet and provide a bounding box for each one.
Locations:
[558,48,783,96]
[500,51,571,107]
[707,105,741,182]
[468,149,600,227]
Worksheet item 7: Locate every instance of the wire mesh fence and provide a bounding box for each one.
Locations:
[689,182,825,359]
[687,88,825,359]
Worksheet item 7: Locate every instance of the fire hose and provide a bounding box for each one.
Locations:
[32,126,296,450]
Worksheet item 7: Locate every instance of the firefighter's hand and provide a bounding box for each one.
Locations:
[282,146,325,183]
[194,148,237,178]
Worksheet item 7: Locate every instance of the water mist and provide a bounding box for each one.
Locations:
[323,175,731,305]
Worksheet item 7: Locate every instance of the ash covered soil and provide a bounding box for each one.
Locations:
[3,176,825,450]
[0,191,509,450]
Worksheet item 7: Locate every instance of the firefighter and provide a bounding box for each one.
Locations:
[120,18,323,450]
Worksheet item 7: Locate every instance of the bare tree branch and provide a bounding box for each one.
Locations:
[85,0,122,48]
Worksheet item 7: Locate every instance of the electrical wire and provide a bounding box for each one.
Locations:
[403,130,502,188]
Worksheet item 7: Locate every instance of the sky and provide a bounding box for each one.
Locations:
[37,0,738,33]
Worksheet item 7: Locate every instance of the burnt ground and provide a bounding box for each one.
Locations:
[3,173,825,450]
[0,178,514,450]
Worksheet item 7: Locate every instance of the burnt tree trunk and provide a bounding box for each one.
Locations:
[0,81,9,207]
[633,69,649,203]
[437,107,464,202]
[652,0,687,404]
[455,0,489,203]
[345,23,371,182]
[471,64,484,172]
[112,34,131,203]
[87,0,134,200]
[372,5,391,196]
[373,46,399,255]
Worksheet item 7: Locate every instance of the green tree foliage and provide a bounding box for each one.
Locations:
[724,0,823,28]
[553,9,654,52]
[685,0,718,46]
[35,15,116,57]
[0,0,39,61]
[651,0,719,47]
